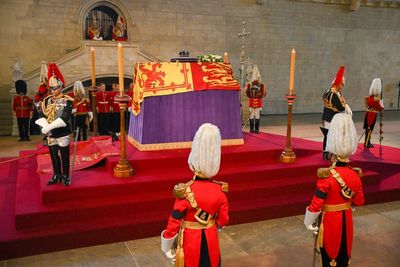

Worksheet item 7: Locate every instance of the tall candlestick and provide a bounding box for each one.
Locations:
[118,43,124,96]
[289,49,296,94]
[90,47,96,86]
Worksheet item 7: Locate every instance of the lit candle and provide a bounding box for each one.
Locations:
[90,47,96,86]
[289,49,296,94]
[223,52,229,63]
[118,43,124,96]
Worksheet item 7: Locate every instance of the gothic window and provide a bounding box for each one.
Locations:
[85,5,127,41]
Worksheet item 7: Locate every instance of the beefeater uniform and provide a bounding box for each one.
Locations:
[96,90,111,135]
[13,80,32,141]
[163,177,229,267]
[73,96,92,141]
[308,161,364,267]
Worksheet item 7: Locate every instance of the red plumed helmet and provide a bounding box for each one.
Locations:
[331,65,345,87]
[47,63,65,89]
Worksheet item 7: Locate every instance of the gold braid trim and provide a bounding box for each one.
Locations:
[173,180,193,199]
[317,212,325,248]
[322,203,351,212]
[183,219,215,229]
[41,95,57,123]
[212,180,229,193]
[324,91,346,112]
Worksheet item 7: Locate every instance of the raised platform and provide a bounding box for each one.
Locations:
[0,132,399,260]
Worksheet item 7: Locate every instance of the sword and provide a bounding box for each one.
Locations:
[312,214,322,267]
[358,130,365,144]
[70,127,79,184]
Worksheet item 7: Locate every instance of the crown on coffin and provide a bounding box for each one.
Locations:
[179,49,190,57]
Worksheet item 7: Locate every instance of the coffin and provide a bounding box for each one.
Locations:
[128,62,243,150]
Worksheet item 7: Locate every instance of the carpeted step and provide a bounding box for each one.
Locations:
[14,159,381,232]
[2,132,399,260]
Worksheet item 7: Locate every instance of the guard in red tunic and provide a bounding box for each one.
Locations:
[321,66,353,160]
[161,123,229,267]
[246,65,266,133]
[72,81,93,141]
[13,80,32,141]
[95,83,111,135]
[304,113,365,267]
[363,78,384,148]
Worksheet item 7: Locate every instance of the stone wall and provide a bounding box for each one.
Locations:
[0,0,399,115]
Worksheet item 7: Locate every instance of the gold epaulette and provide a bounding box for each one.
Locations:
[212,180,229,193]
[317,167,331,178]
[350,166,363,178]
[173,180,194,198]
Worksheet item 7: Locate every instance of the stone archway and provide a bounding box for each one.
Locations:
[74,0,135,42]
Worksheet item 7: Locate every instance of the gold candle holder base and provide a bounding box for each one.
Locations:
[280,147,296,163]
[113,160,134,177]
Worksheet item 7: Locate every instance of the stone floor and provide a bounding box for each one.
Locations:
[1,111,399,266]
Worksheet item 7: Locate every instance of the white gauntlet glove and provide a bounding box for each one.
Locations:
[379,99,384,109]
[304,207,321,234]
[345,104,352,116]
[88,111,93,122]
[161,230,177,260]
[35,117,49,128]
[41,118,66,135]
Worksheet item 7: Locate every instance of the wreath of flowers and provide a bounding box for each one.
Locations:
[196,54,223,62]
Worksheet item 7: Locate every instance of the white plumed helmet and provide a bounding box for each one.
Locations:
[73,81,85,97]
[326,113,358,161]
[369,78,382,96]
[252,65,261,82]
[188,123,221,178]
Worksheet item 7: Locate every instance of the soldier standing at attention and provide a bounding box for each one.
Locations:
[161,123,229,267]
[72,81,93,141]
[304,113,364,267]
[363,78,384,148]
[96,83,111,135]
[246,65,266,134]
[13,80,32,141]
[321,66,352,160]
[35,63,73,186]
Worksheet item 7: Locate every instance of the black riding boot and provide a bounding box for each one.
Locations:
[48,145,62,185]
[364,129,374,148]
[255,119,260,134]
[60,145,71,186]
[249,119,255,133]
[320,127,329,160]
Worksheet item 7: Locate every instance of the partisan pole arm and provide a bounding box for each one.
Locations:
[379,80,384,159]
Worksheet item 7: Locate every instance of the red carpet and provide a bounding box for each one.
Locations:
[0,133,399,260]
